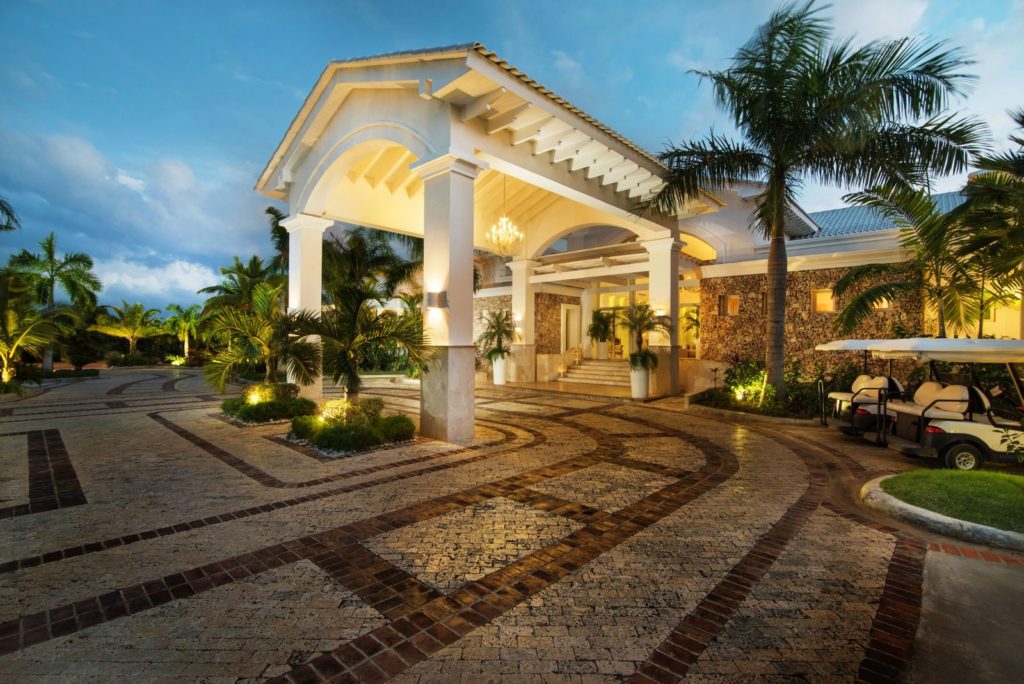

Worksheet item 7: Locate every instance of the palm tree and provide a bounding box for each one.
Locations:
[0,269,73,383]
[199,255,280,313]
[957,108,1024,332]
[0,197,20,232]
[644,1,984,396]
[476,310,516,363]
[833,185,976,336]
[164,303,202,357]
[309,231,434,396]
[304,303,433,397]
[10,232,101,371]
[324,228,418,302]
[90,301,163,355]
[618,304,670,356]
[203,282,320,392]
[266,206,289,274]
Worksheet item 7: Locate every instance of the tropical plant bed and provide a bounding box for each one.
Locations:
[219,382,317,425]
[880,470,1024,534]
[288,397,416,457]
[693,388,820,420]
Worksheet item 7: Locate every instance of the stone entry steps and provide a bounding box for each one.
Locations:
[560,359,631,387]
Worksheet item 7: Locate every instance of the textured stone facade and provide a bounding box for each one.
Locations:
[700,265,926,371]
[473,295,512,350]
[535,292,582,354]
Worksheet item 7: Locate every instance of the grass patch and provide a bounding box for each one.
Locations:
[881,470,1024,533]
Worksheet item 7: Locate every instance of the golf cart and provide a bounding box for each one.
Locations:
[816,339,904,440]
[819,338,1024,470]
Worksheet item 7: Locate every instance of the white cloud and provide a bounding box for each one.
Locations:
[94,258,220,301]
[829,0,928,42]
[115,170,145,193]
[551,50,584,88]
[0,128,269,263]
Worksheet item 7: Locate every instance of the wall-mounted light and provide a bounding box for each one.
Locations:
[426,291,449,309]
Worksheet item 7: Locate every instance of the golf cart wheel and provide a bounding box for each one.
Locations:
[942,443,983,471]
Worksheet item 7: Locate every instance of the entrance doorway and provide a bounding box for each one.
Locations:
[561,304,581,354]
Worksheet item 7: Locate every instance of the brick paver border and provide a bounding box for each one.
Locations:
[106,373,165,396]
[0,429,84,519]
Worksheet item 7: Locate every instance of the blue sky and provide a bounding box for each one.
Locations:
[1,0,1021,308]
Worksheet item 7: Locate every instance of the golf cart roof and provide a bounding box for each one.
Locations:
[814,340,879,352]
[818,338,1024,363]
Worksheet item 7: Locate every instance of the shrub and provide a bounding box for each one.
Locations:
[290,414,319,440]
[222,395,315,423]
[242,382,298,404]
[0,380,24,395]
[377,414,415,442]
[287,398,416,454]
[351,397,384,423]
[310,423,382,452]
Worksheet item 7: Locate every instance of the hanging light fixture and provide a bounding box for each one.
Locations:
[486,174,523,257]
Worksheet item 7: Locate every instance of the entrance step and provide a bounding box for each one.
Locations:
[560,359,631,387]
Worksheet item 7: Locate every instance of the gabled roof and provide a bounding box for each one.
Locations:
[257,42,666,196]
[801,190,966,240]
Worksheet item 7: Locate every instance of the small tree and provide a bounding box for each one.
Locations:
[164,303,202,357]
[586,310,616,344]
[619,304,670,370]
[476,310,517,364]
[90,301,163,355]
[0,269,73,384]
[204,283,320,392]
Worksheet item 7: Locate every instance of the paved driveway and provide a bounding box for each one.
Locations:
[0,369,1020,682]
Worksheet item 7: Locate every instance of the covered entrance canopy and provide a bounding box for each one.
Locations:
[257,43,717,442]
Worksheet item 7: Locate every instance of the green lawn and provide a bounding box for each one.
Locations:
[881,470,1024,533]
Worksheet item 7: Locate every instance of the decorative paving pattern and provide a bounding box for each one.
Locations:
[2,370,1007,682]
[0,429,84,519]
[529,462,676,512]
[366,497,586,593]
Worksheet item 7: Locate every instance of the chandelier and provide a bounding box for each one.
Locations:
[486,175,523,257]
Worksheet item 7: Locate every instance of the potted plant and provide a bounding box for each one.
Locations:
[477,309,516,385]
[619,304,670,399]
[587,310,616,360]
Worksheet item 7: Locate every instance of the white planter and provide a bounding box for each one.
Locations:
[630,367,649,399]
[492,357,507,385]
[596,341,609,360]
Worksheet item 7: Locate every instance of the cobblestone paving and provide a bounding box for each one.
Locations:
[0,369,1003,682]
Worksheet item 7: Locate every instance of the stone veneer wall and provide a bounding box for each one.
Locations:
[535,293,582,355]
[700,265,926,372]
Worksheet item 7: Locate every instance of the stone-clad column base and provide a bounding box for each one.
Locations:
[510,344,536,383]
[420,346,477,444]
[650,344,680,396]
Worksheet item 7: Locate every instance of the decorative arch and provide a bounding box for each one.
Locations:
[294,121,435,215]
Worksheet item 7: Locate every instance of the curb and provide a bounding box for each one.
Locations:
[860,475,1024,552]
[683,404,822,427]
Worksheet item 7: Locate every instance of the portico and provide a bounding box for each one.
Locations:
[257,43,712,442]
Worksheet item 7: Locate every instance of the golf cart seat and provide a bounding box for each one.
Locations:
[886,382,970,420]
[828,375,889,407]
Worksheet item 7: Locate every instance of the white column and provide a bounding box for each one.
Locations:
[417,155,482,443]
[508,259,540,382]
[581,287,594,358]
[282,214,332,400]
[644,237,682,396]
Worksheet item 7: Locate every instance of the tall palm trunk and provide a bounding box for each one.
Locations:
[183,334,190,358]
[765,232,787,397]
[933,264,947,338]
[977,271,986,338]
[42,287,55,372]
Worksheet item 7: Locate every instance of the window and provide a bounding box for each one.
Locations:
[718,294,741,316]
[983,306,996,322]
[811,289,835,313]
